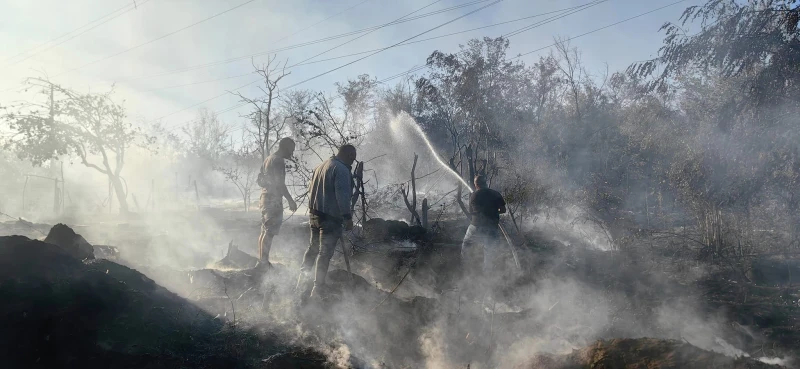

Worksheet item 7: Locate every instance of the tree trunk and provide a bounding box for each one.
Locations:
[109,174,129,214]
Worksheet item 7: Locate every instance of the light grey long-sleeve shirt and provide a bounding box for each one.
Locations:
[308,156,353,220]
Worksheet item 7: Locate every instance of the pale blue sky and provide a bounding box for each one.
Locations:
[0,0,703,131]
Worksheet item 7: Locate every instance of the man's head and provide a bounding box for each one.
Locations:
[277,137,296,158]
[474,175,488,189]
[336,144,357,166]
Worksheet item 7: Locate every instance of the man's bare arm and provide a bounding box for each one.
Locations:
[281,183,296,205]
[280,160,296,210]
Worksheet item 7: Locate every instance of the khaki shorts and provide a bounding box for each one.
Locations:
[260,193,283,235]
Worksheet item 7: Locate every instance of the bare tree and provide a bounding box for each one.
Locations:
[231,56,290,162]
[291,75,375,158]
[554,38,584,123]
[214,136,260,212]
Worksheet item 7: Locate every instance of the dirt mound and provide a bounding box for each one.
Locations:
[214,241,259,269]
[43,223,94,260]
[518,338,783,369]
[363,218,426,242]
[0,235,310,369]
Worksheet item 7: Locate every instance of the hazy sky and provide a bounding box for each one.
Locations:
[0,0,702,133]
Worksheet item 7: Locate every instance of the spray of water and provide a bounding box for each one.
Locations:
[389,115,473,192]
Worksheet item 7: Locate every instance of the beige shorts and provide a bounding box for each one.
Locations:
[260,193,283,235]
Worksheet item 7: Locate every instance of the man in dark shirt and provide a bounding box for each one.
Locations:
[462,175,506,276]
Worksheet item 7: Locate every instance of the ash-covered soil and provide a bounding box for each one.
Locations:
[0,218,797,368]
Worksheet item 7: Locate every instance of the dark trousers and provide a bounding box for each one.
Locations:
[301,213,343,287]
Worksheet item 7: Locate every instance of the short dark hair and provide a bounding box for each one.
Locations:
[338,144,356,157]
[474,175,487,188]
[278,137,295,151]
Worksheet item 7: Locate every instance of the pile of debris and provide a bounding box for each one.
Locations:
[0,224,323,369]
[362,218,426,243]
[214,241,259,269]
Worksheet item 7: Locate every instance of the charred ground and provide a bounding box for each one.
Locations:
[0,213,797,368]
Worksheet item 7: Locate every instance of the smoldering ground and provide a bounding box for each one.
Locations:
[54,212,791,369]
[0,113,795,368]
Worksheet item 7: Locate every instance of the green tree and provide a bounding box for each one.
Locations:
[1,78,151,214]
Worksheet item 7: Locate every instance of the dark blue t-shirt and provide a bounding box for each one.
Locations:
[469,188,505,228]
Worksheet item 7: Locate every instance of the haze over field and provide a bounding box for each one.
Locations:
[1,0,799,368]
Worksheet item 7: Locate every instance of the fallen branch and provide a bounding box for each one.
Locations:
[370,265,413,313]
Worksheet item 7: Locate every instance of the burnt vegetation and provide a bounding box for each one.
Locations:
[1,0,800,368]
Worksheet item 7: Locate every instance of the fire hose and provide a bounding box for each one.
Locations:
[499,220,521,270]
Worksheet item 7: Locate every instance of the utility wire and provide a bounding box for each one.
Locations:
[275,0,376,47]
[283,1,503,91]
[53,0,260,77]
[512,0,688,60]
[146,3,597,91]
[146,0,449,119]
[119,0,494,83]
[156,0,503,127]
[172,0,675,135]
[287,0,444,68]
[373,0,608,84]
[148,0,442,98]
[502,0,608,37]
[375,0,609,84]
[378,0,687,85]
[3,0,153,66]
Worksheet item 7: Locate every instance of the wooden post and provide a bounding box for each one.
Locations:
[401,154,421,226]
[358,163,367,224]
[53,178,59,213]
[194,180,200,208]
[108,177,113,214]
[421,198,429,229]
[60,161,65,214]
[132,194,141,212]
[350,161,368,224]
[22,176,28,214]
[145,179,153,212]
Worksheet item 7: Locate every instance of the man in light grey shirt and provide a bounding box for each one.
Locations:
[298,144,356,300]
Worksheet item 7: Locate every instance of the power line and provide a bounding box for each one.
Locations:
[3,0,153,66]
[146,0,450,120]
[377,0,687,87]
[145,3,598,91]
[287,0,445,68]
[502,0,608,37]
[156,0,504,127]
[160,0,690,142]
[275,0,376,46]
[282,0,503,90]
[512,0,688,60]
[53,0,260,78]
[117,0,494,83]
[147,4,600,91]
[171,0,621,134]
[174,0,681,138]
[376,0,613,85]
